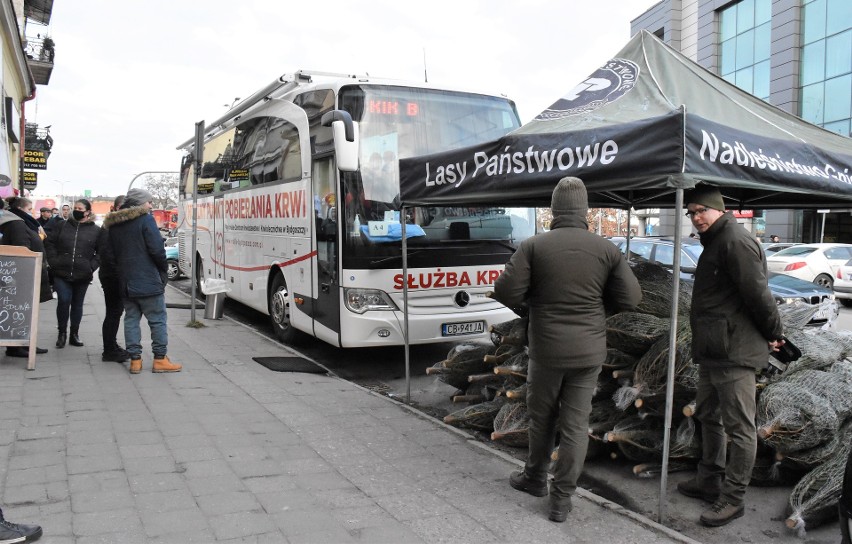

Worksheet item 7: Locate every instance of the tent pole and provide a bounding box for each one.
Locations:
[659,187,684,524]
[401,207,411,404]
[627,207,632,238]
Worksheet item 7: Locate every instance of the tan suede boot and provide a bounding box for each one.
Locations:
[129,358,142,374]
[152,355,181,373]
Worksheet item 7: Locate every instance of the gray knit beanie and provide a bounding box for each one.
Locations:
[551,176,588,216]
[685,185,725,211]
[124,188,154,208]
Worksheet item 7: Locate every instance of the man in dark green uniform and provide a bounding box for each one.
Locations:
[493,177,641,523]
[677,185,784,527]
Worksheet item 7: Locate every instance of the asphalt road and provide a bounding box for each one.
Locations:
[172,276,847,544]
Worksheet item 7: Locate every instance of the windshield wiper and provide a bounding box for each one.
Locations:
[369,250,423,266]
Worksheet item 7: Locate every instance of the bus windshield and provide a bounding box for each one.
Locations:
[338,85,533,269]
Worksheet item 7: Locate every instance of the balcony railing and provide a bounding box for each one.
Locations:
[24,36,55,85]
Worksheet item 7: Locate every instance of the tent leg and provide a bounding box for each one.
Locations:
[659,188,684,525]
[402,208,411,405]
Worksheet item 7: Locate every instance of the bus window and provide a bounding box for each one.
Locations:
[231,117,302,186]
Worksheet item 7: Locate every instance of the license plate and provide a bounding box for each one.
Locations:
[813,308,828,320]
[442,320,486,337]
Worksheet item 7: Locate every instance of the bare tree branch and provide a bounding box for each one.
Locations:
[143,174,179,209]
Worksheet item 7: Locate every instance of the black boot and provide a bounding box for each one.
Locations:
[69,332,84,347]
[56,332,67,348]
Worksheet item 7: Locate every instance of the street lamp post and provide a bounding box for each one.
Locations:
[51,179,70,205]
[127,171,180,193]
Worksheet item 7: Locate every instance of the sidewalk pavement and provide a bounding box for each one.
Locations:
[0,280,699,543]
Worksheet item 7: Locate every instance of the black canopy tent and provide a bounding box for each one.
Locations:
[395,30,852,524]
[399,31,852,210]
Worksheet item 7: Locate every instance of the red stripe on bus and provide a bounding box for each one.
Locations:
[208,250,317,272]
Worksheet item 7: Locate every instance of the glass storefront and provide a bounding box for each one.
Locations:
[802,0,852,136]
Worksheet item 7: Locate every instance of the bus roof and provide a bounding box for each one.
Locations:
[176,69,514,151]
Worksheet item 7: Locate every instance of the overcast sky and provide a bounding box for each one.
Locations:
[28,0,654,200]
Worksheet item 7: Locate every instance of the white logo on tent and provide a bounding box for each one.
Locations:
[536,58,639,120]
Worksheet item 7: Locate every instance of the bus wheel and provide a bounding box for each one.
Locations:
[194,256,205,300]
[269,273,302,344]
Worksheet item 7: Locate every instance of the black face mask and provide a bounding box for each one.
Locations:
[72,210,86,221]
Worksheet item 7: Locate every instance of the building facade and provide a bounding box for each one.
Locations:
[0,0,54,198]
[632,0,852,242]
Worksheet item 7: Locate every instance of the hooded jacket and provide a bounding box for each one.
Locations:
[44,218,101,282]
[103,206,167,298]
[690,212,783,369]
[0,211,53,302]
[493,213,642,368]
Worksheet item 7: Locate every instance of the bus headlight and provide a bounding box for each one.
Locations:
[344,288,398,314]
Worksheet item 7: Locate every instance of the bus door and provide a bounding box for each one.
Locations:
[213,193,228,285]
[311,157,340,341]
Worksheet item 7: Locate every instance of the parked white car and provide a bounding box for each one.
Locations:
[766,243,852,289]
[833,258,852,307]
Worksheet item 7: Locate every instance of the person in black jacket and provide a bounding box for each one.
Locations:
[6,196,46,241]
[0,199,51,357]
[44,199,101,349]
[36,207,52,228]
[677,185,784,527]
[97,195,129,362]
[43,203,69,236]
[104,188,180,374]
[494,177,641,523]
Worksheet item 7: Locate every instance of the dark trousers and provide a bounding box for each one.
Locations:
[525,362,599,501]
[53,277,90,334]
[100,277,124,352]
[694,365,757,506]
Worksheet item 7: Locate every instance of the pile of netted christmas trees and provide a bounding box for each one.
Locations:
[427,261,850,535]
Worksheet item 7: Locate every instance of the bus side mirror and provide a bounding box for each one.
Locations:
[321,110,359,172]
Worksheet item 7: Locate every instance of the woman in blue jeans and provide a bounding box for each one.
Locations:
[44,199,101,348]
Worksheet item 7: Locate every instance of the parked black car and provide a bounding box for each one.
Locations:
[608,236,838,328]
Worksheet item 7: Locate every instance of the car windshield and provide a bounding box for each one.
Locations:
[773,246,817,257]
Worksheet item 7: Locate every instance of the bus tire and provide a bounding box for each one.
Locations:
[194,255,205,301]
[269,273,303,345]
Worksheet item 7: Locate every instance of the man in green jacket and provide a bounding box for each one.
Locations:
[678,185,784,527]
[493,177,642,523]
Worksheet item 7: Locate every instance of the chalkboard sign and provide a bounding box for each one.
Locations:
[0,245,43,370]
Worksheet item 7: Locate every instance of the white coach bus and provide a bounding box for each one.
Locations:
[177,70,535,347]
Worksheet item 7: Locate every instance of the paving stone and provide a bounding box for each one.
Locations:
[67,453,123,475]
[140,507,210,539]
[8,451,64,469]
[127,472,187,494]
[2,483,47,505]
[374,490,460,522]
[207,510,277,541]
[186,473,247,497]
[272,507,345,536]
[194,490,261,516]
[71,487,136,513]
[73,507,143,536]
[68,471,129,493]
[241,474,298,494]
[134,488,198,514]
[349,523,426,544]
[119,443,170,459]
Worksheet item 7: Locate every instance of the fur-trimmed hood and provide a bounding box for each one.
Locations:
[102,205,150,229]
[0,210,24,228]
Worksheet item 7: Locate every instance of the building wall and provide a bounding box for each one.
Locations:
[0,1,30,194]
[632,0,852,243]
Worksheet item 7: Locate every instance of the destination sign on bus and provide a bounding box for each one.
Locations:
[368,100,419,117]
